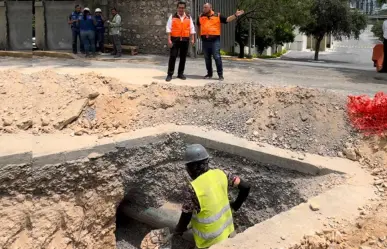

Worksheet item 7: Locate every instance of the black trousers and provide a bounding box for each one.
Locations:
[384,39,387,71]
[167,40,189,76]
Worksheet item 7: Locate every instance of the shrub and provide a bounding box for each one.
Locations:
[371,21,384,41]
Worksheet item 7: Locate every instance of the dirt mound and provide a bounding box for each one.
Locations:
[1,70,386,249]
[1,70,354,157]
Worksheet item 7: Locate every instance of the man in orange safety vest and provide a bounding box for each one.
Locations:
[165,1,196,82]
[197,3,244,81]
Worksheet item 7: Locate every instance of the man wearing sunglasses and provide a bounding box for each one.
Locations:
[175,144,251,249]
[165,1,196,82]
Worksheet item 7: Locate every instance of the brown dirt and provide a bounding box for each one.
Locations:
[1,70,386,249]
[0,189,122,249]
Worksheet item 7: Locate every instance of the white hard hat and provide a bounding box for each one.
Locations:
[83,7,90,11]
[95,8,102,12]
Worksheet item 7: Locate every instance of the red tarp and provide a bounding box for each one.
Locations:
[347,92,387,135]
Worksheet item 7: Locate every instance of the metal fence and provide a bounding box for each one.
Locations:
[192,0,237,54]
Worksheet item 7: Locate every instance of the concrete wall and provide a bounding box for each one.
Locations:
[290,28,307,51]
[35,1,46,50]
[0,1,7,50]
[45,1,75,50]
[108,0,192,54]
[7,1,32,50]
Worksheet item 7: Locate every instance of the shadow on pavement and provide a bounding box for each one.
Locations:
[333,67,387,86]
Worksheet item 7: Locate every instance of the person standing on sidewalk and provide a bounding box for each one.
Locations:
[382,19,387,72]
[165,1,196,82]
[68,5,84,54]
[79,8,96,58]
[94,8,105,54]
[197,3,244,81]
[107,8,122,58]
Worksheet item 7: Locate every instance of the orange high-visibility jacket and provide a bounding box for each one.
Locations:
[199,11,221,36]
[171,13,191,39]
[372,44,384,72]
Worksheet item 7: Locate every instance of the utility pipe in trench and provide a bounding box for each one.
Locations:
[121,202,194,242]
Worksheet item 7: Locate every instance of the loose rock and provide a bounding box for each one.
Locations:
[309,202,320,211]
[343,147,357,161]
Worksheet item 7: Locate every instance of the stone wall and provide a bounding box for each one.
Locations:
[110,0,193,54]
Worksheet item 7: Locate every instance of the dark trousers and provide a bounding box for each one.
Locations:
[383,38,387,71]
[202,37,223,77]
[95,30,105,53]
[72,29,84,54]
[80,30,95,55]
[167,40,189,76]
[111,34,122,54]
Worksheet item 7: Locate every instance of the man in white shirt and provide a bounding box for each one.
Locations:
[165,1,196,82]
[382,19,387,72]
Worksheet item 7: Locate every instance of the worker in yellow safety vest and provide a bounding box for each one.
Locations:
[174,144,251,249]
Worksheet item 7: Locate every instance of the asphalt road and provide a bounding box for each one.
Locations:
[0,47,386,96]
[281,25,380,70]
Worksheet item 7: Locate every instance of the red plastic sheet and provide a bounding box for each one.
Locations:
[347,92,387,135]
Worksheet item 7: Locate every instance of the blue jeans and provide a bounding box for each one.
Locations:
[80,30,96,55]
[202,37,223,77]
[72,28,84,54]
[95,30,105,52]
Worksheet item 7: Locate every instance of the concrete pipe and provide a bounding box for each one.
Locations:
[121,202,194,242]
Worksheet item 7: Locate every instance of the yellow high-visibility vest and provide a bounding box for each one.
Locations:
[190,169,234,248]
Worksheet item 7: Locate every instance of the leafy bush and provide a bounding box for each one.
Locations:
[256,49,287,59]
[371,21,384,41]
[220,50,238,56]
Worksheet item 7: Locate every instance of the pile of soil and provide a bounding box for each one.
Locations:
[1,70,386,249]
[0,69,354,157]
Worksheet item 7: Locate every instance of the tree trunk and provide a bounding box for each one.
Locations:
[237,40,245,58]
[314,37,323,61]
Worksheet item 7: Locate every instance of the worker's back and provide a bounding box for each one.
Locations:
[190,169,234,248]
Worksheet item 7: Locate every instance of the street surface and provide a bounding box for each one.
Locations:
[281,25,381,70]
[1,26,387,96]
[0,53,386,96]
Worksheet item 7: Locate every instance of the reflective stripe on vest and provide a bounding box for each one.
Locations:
[192,216,233,240]
[199,11,221,37]
[71,12,82,28]
[171,14,191,39]
[190,169,234,248]
[192,203,231,224]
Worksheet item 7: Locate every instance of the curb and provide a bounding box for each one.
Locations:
[0,51,32,58]
[33,51,75,59]
[223,57,254,62]
[0,51,76,59]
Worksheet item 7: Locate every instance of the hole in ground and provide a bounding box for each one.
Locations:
[114,141,345,249]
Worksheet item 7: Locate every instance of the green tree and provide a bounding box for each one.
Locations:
[299,0,367,61]
[235,0,311,58]
[371,21,384,41]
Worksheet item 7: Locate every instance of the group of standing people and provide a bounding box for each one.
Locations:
[166,2,244,82]
[68,5,122,58]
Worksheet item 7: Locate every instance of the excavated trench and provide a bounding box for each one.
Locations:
[111,135,344,249]
[0,133,345,249]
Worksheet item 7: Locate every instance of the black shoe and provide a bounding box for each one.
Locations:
[218,76,224,81]
[203,74,213,79]
[110,52,116,55]
[177,74,186,80]
[166,75,172,82]
[114,54,122,58]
